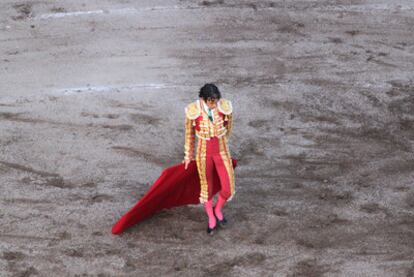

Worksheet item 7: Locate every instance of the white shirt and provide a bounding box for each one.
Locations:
[200,99,216,122]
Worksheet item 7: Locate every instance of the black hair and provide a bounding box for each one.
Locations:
[198,83,221,101]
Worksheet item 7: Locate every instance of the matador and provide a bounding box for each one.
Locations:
[183,83,235,235]
[111,83,237,236]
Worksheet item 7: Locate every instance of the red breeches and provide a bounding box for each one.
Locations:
[196,136,232,202]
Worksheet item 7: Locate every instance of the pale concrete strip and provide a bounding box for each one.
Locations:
[55,83,193,95]
[35,6,199,20]
[316,3,414,12]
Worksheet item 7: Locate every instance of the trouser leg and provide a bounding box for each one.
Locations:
[212,155,231,200]
[212,155,231,220]
[202,155,217,228]
[214,194,227,221]
[204,155,215,200]
[196,139,209,203]
[218,136,235,201]
[204,198,216,228]
[198,137,219,203]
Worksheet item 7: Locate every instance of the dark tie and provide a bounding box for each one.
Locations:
[208,108,213,122]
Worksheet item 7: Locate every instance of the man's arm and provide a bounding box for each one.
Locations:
[225,113,233,139]
[184,115,195,161]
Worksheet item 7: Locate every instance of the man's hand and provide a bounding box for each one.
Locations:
[182,158,192,170]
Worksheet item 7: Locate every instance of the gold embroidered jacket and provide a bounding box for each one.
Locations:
[183,98,235,203]
[184,98,233,161]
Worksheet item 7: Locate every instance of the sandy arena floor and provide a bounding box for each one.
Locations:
[0,0,413,276]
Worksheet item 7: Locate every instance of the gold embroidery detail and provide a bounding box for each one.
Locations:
[186,99,235,203]
[225,113,233,140]
[195,106,227,140]
[185,101,201,120]
[217,98,232,115]
[219,136,235,201]
[184,116,195,160]
[196,139,209,203]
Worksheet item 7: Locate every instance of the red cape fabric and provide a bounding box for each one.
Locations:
[112,158,237,235]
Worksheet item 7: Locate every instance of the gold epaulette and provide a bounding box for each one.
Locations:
[185,101,201,120]
[217,98,232,115]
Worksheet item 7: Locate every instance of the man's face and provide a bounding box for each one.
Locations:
[204,97,218,109]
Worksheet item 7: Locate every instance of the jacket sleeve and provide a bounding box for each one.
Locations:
[184,115,195,160]
[225,113,233,139]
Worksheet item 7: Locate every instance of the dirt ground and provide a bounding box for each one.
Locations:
[0,0,413,276]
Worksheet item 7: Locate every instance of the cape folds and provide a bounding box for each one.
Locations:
[111,158,237,235]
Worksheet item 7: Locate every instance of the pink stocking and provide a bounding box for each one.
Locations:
[214,194,227,221]
[204,199,216,228]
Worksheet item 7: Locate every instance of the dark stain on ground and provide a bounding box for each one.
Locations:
[251,221,288,245]
[128,112,162,125]
[294,229,346,250]
[360,203,389,215]
[3,251,25,261]
[231,75,282,87]
[386,80,414,97]
[0,161,75,189]
[199,0,281,9]
[101,124,133,131]
[123,258,138,271]
[235,139,266,163]
[247,119,274,131]
[103,248,122,256]
[203,252,266,275]
[360,90,384,108]
[50,7,66,13]
[331,125,410,153]
[302,78,349,89]
[44,176,69,188]
[0,160,59,178]
[306,213,350,229]
[111,146,168,166]
[367,58,399,68]
[92,231,103,236]
[345,30,361,36]
[91,194,115,203]
[108,99,154,110]
[328,37,343,43]
[80,181,97,188]
[405,192,414,208]
[262,92,413,155]
[314,187,353,205]
[0,112,134,134]
[369,216,414,257]
[81,112,120,119]
[388,95,414,116]
[0,112,43,123]
[57,231,72,240]
[63,248,84,258]
[379,160,414,176]
[11,2,32,20]
[289,258,332,277]
[270,18,306,36]
[200,0,224,6]
[283,154,354,181]
[15,267,39,277]
[406,263,414,277]
[3,198,53,205]
[268,98,352,128]
[271,207,289,217]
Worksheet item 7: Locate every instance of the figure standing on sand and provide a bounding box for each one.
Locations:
[182,83,235,235]
[111,83,236,236]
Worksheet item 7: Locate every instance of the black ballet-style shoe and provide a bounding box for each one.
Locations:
[213,209,228,228]
[207,223,218,235]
